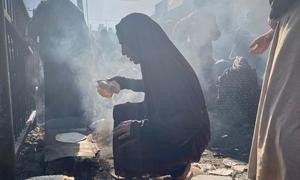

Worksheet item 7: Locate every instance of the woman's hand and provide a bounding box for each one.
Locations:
[250,29,274,54]
[268,16,278,30]
[113,120,133,141]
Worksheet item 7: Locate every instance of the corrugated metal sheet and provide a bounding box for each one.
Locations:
[45,128,99,162]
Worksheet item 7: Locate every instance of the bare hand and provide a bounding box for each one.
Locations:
[268,17,278,30]
[96,87,102,95]
[250,30,274,54]
[96,86,113,98]
[113,120,132,141]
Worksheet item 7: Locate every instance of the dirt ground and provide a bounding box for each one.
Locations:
[16,123,250,180]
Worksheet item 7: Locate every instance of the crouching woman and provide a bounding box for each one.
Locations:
[108,13,210,179]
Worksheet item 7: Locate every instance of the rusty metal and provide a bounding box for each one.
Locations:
[0,0,16,178]
[0,0,44,178]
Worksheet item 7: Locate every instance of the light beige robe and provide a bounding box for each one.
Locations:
[248,2,300,180]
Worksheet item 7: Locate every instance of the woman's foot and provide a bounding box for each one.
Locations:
[173,163,191,180]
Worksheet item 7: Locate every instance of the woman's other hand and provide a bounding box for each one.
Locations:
[268,16,278,30]
[113,120,133,141]
[250,29,274,54]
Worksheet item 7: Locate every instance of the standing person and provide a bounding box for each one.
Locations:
[99,13,210,179]
[248,0,300,179]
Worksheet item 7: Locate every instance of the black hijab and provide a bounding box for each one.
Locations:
[269,0,297,19]
[116,13,210,143]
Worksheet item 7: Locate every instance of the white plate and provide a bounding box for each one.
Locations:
[55,132,87,143]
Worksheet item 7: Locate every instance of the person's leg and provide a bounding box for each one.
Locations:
[113,102,147,127]
[169,163,191,180]
[113,102,147,178]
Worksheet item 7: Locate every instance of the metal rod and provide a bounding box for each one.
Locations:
[0,0,16,179]
[85,0,89,29]
[77,0,83,12]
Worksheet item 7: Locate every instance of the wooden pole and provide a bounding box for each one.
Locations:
[0,0,16,179]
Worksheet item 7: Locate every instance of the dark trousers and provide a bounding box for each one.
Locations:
[112,102,148,178]
[112,102,188,178]
[113,102,148,128]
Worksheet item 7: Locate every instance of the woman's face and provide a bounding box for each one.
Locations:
[119,40,140,64]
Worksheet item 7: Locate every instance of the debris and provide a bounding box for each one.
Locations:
[212,152,225,158]
[208,168,233,176]
[202,150,209,155]
[192,163,216,172]
[232,165,247,172]
[192,175,232,180]
[222,158,241,167]
[26,175,74,180]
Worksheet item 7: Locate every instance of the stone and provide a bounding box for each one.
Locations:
[192,163,216,172]
[208,168,233,176]
[232,165,248,172]
[192,175,231,180]
[222,158,241,167]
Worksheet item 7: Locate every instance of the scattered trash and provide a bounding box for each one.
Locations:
[222,158,240,167]
[192,163,216,172]
[202,150,209,155]
[208,168,233,176]
[192,175,232,180]
[232,165,247,172]
[212,152,225,158]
